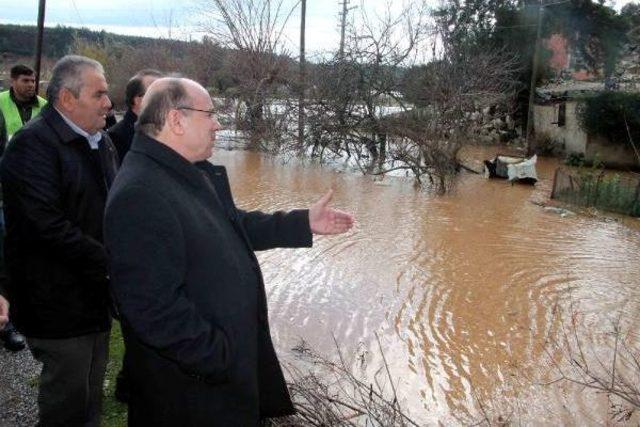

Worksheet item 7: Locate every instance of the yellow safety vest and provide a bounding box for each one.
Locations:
[0,90,47,139]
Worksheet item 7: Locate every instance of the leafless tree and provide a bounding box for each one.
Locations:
[196,0,299,145]
[303,1,520,193]
[380,48,521,193]
[543,301,640,422]
[268,334,422,427]
[304,1,430,167]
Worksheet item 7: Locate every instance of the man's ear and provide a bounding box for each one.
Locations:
[132,95,143,114]
[166,109,185,135]
[58,88,77,112]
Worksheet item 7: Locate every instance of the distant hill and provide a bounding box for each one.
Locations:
[0,24,189,59]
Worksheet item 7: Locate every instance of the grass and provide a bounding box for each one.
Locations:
[555,169,640,217]
[101,322,127,427]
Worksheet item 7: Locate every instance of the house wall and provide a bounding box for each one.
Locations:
[533,101,587,154]
[586,135,640,170]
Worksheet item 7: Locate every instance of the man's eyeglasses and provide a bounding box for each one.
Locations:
[176,106,217,119]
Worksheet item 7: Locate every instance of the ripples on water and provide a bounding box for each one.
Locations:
[212,147,640,424]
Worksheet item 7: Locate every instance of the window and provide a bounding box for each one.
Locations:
[557,102,566,127]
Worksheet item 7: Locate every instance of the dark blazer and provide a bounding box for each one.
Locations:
[104,133,312,426]
[0,112,6,155]
[0,105,119,338]
[107,109,136,162]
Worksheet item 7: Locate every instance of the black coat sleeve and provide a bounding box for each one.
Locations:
[0,113,6,156]
[237,209,312,251]
[104,184,232,382]
[0,129,107,277]
[106,126,124,164]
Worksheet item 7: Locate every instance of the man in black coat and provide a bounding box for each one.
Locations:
[0,112,6,152]
[104,77,354,426]
[0,55,118,426]
[108,69,163,162]
[107,68,162,403]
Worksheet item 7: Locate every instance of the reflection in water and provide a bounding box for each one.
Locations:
[211,146,640,424]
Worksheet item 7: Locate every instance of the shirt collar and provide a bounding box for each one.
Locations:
[54,108,102,149]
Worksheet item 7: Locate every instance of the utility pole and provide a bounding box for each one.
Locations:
[526,0,544,156]
[298,0,306,151]
[34,0,46,95]
[338,0,349,60]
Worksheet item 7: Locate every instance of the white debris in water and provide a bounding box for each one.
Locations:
[543,206,576,217]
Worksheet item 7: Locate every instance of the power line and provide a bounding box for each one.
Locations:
[542,0,571,7]
[69,0,84,26]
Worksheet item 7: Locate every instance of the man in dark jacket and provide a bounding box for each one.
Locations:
[104,77,354,426]
[108,69,162,162]
[0,112,6,152]
[107,68,162,403]
[0,55,118,427]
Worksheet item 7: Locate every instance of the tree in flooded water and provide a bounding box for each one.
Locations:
[304,2,433,176]
[196,0,298,148]
[304,0,521,194]
[391,48,521,192]
[193,0,523,194]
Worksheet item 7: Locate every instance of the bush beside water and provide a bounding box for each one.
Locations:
[554,160,640,217]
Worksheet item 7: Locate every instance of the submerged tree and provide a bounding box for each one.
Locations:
[388,48,521,192]
[197,0,299,146]
[304,1,431,170]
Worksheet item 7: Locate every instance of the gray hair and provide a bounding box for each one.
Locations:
[47,55,104,105]
[136,78,191,137]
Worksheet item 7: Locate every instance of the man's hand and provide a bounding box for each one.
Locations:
[309,189,355,235]
[0,295,9,331]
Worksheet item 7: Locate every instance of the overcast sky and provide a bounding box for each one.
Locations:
[0,0,635,55]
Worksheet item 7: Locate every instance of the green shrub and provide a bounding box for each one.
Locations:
[564,152,585,167]
[555,164,640,217]
[577,92,640,145]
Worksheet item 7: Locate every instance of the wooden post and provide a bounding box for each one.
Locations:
[526,1,543,156]
[550,167,559,199]
[338,0,349,60]
[34,0,46,95]
[298,0,306,152]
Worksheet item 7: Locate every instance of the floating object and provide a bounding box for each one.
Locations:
[484,154,538,184]
[544,206,576,217]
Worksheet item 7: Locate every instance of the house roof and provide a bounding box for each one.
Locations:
[535,80,639,103]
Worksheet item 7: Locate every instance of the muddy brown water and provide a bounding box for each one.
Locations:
[211,145,640,425]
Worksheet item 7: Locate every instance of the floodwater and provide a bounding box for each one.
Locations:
[211,145,640,425]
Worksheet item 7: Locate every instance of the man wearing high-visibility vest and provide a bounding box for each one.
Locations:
[0,64,47,141]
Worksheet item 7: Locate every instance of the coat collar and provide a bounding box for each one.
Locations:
[122,109,137,126]
[129,132,223,189]
[40,104,103,145]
